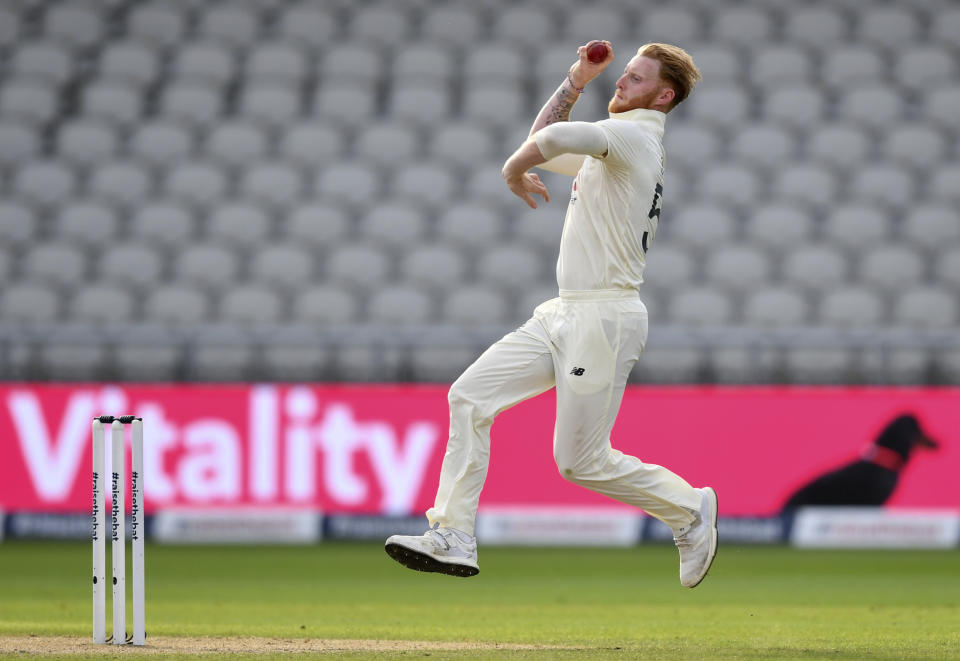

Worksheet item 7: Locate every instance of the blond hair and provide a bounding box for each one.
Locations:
[637,43,701,109]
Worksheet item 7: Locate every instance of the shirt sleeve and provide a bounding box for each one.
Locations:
[533,121,608,176]
[595,119,649,170]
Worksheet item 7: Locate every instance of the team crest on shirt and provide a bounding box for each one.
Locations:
[570,178,578,205]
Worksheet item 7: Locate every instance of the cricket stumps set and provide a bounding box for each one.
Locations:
[92,415,145,645]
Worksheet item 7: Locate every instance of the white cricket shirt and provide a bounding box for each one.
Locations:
[535,108,666,292]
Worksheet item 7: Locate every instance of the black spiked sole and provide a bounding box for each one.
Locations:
[384,542,479,577]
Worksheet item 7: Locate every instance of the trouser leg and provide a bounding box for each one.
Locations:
[552,300,700,531]
[426,316,555,536]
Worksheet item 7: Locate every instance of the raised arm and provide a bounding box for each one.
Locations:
[528,40,614,137]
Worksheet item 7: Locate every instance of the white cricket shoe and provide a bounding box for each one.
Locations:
[673,487,718,588]
[385,524,479,577]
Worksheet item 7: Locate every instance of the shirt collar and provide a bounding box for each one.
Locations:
[608,107,666,139]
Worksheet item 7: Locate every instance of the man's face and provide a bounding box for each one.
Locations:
[608,55,673,113]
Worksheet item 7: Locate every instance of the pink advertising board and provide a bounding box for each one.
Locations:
[0,384,956,516]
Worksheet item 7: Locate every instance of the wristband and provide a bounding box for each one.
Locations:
[566,73,584,94]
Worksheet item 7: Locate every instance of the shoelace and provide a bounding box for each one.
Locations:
[426,525,454,550]
[673,533,693,550]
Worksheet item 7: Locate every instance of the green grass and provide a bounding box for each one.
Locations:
[0,541,957,660]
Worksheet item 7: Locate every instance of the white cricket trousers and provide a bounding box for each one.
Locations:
[426,289,700,537]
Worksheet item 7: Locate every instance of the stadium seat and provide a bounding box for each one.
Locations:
[238,84,300,129]
[10,41,73,85]
[208,202,272,249]
[114,344,184,381]
[750,46,813,88]
[348,6,410,47]
[276,4,336,50]
[158,83,222,129]
[782,244,849,293]
[82,81,141,128]
[324,243,391,292]
[354,122,420,167]
[421,6,482,45]
[730,125,795,171]
[219,285,283,325]
[99,243,164,291]
[783,348,853,384]
[786,7,848,49]
[56,120,118,168]
[410,347,477,383]
[821,46,885,90]
[69,282,135,324]
[315,162,379,207]
[163,161,228,210]
[98,41,159,89]
[129,122,193,169]
[428,123,495,168]
[0,201,36,247]
[934,247,960,291]
[662,123,720,171]
[856,6,920,49]
[13,160,76,209]
[764,86,826,130]
[436,203,505,249]
[848,165,915,210]
[279,123,344,171]
[666,204,737,251]
[475,245,544,293]
[632,345,703,384]
[903,205,960,251]
[516,285,561,319]
[204,121,268,170]
[284,203,350,249]
[22,242,86,288]
[0,122,39,171]
[923,86,960,133]
[463,83,527,129]
[245,42,308,84]
[806,124,871,170]
[39,342,108,381]
[837,85,904,130]
[360,202,428,252]
[335,346,405,383]
[392,43,456,83]
[43,3,103,50]
[743,287,810,327]
[927,165,960,205]
[511,207,564,254]
[859,245,925,293]
[563,7,627,43]
[87,160,152,210]
[893,286,958,329]
[319,43,382,83]
[54,201,118,247]
[819,286,885,327]
[931,7,960,47]
[189,343,256,381]
[493,6,557,46]
[711,6,773,46]
[390,161,457,208]
[312,82,377,126]
[746,204,815,253]
[0,281,60,323]
[126,4,186,49]
[668,287,733,326]
[261,343,331,381]
[240,161,304,211]
[893,46,956,92]
[249,243,314,291]
[367,285,434,326]
[443,286,509,326]
[388,82,453,128]
[881,125,946,171]
[699,165,761,212]
[0,6,20,49]
[705,245,772,293]
[687,45,741,84]
[130,201,195,249]
[197,5,259,49]
[686,86,750,129]
[170,42,236,88]
[464,45,526,84]
[822,204,891,250]
[399,243,468,294]
[173,243,241,292]
[292,285,358,325]
[0,78,58,126]
[642,244,697,298]
[773,163,837,211]
[643,7,702,45]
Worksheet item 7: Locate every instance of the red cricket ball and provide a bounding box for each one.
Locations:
[586,42,609,64]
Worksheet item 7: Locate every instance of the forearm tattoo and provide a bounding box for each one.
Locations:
[544,83,577,126]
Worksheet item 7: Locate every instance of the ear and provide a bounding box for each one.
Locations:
[658,87,676,106]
